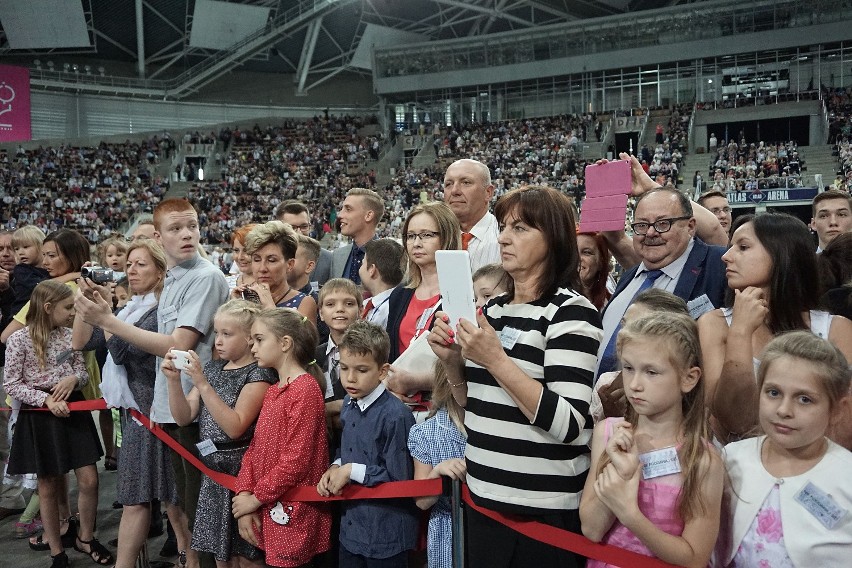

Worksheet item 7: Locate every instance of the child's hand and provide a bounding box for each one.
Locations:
[605,421,640,480]
[326,463,352,495]
[161,349,182,381]
[237,512,261,547]
[317,466,336,497]
[231,491,262,518]
[183,350,207,388]
[431,458,466,480]
[593,462,641,524]
[45,395,70,418]
[51,375,78,402]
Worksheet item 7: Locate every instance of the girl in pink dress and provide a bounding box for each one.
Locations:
[580,312,725,568]
[230,308,331,568]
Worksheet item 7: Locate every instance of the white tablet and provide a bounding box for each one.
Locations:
[435,250,478,331]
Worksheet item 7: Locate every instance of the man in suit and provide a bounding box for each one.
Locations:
[276,200,331,288]
[331,187,384,285]
[596,186,727,376]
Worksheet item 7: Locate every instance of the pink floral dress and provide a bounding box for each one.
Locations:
[731,483,794,568]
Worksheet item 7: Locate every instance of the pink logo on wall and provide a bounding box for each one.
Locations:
[0,64,32,142]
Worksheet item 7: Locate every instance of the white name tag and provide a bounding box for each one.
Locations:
[499,327,521,350]
[195,438,218,457]
[687,294,714,320]
[639,446,681,479]
[795,481,848,530]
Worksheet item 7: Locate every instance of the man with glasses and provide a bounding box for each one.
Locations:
[275,200,332,287]
[596,187,727,376]
[697,190,732,233]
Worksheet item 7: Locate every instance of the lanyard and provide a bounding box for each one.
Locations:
[413,298,442,340]
[366,294,391,323]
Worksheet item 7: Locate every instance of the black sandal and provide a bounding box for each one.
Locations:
[50,551,69,568]
[74,536,114,566]
[30,517,77,551]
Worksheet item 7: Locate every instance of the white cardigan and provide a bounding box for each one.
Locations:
[722,436,852,567]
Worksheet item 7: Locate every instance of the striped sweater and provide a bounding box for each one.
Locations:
[464,287,602,515]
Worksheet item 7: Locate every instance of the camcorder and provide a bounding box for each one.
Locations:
[81,266,124,284]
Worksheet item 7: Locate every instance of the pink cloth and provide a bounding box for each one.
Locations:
[587,418,685,568]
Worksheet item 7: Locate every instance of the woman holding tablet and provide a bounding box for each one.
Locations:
[429,185,603,567]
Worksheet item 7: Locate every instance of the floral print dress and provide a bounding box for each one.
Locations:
[731,483,794,568]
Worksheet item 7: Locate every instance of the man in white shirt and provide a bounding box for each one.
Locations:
[810,189,852,252]
[442,159,500,271]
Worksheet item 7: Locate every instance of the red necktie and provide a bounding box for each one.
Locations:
[361,299,374,319]
[461,232,473,250]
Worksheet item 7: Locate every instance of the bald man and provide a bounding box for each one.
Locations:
[442,158,500,270]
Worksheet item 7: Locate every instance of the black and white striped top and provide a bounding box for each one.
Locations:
[464,287,602,515]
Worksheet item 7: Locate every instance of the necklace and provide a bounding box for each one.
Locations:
[272,286,292,306]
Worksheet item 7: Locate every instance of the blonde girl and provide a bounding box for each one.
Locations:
[162,299,275,568]
[580,312,724,568]
[722,331,852,567]
[407,361,467,568]
[4,281,109,568]
[231,308,331,568]
[98,235,129,274]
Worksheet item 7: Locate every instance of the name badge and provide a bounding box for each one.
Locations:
[499,327,521,350]
[687,294,714,320]
[795,481,848,530]
[310,281,319,294]
[195,438,218,457]
[415,307,437,333]
[639,446,681,480]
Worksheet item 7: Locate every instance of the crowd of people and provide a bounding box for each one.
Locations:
[1,145,851,568]
[703,137,805,191]
[187,117,382,245]
[0,140,168,240]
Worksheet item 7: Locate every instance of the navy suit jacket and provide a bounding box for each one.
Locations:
[607,238,727,318]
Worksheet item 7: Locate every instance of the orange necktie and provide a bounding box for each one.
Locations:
[461,232,473,250]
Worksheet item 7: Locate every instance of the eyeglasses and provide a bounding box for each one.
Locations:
[290,223,311,232]
[630,216,691,235]
[405,231,439,242]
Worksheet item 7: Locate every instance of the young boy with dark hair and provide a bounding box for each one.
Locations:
[358,239,403,329]
[317,320,417,568]
[289,234,321,297]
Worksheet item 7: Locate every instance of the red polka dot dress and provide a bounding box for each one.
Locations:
[236,374,331,567]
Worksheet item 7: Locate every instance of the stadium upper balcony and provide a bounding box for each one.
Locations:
[373,0,852,94]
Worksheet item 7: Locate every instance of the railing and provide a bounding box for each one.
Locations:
[374,0,851,79]
[715,175,819,191]
[695,91,821,110]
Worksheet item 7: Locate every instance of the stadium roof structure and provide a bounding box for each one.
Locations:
[0,0,695,100]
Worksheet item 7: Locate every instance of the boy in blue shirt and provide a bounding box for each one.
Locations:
[317,320,417,567]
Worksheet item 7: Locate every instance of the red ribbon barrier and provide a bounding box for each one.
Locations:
[460,485,681,568]
[16,399,683,567]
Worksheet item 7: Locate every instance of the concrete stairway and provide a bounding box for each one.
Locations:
[798,144,838,188]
